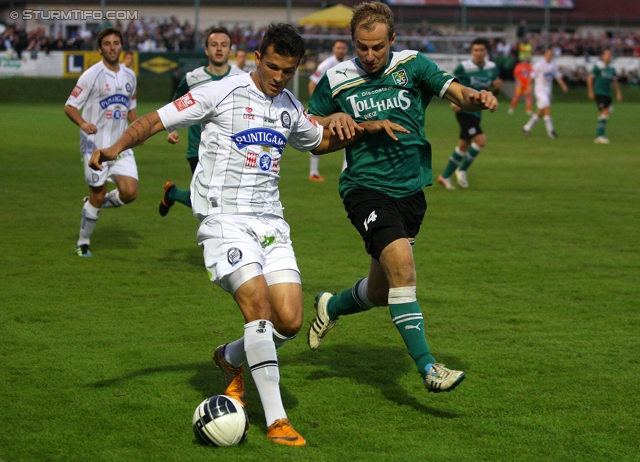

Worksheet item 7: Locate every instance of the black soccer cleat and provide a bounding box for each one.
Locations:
[159,181,176,216]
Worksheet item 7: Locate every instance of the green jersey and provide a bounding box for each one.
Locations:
[173,65,245,158]
[590,61,617,97]
[453,59,498,118]
[308,50,456,199]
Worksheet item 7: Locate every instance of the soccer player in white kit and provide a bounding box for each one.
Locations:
[88,23,407,446]
[307,39,349,181]
[522,48,568,139]
[64,27,138,257]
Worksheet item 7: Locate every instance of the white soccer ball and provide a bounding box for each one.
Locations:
[192,395,249,446]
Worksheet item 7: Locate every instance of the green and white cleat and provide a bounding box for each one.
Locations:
[455,169,469,189]
[307,292,337,350]
[75,244,92,257]
[424,363,465,393]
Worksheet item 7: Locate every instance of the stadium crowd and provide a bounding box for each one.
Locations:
[2,17,639,84]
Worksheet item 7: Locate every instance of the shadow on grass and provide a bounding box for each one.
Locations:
[91,361,293,431]
[157,246,206,268]
[92,225,143,250]
[288,344,462,419]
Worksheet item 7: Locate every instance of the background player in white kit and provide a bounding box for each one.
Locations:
[307,39,349,181]
[64,27,138,257]
[522,48,568,139]
[88,23,407,446]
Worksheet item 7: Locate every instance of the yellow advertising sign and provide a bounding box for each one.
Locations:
[63,51,138,77]
[140,56,179,74]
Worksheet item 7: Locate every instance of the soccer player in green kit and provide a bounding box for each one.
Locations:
[587,48,622,144]
[306,2,498,393]
[159,27,245,216]
[438,38,502,190]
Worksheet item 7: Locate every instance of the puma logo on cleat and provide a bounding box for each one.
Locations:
[405,322,422,331]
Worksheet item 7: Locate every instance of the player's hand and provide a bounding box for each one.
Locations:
[358,120,410,141]
[473,90,498,112]
[325,113,363,140]
[588,91,595,100]
[81,122,98,135]
[89,147,119,171]
[451,103,461,111]
[167,130,180,144]
[616,93,622,103]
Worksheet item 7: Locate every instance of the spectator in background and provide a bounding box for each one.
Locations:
[234,49,246,71]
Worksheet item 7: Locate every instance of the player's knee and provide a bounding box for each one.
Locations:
[119,187,138,203]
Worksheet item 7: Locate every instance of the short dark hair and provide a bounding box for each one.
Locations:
[205,26,232,47]
[471,38,490,50]
[259,23,306,61]
[97,27,123,49]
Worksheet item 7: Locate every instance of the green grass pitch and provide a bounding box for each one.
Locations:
[1,95,639,461]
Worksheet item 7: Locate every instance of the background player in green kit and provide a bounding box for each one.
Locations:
[306,1,498,393]
[159,27,245,216]
[438,38,502,190]
[587,48,622,145]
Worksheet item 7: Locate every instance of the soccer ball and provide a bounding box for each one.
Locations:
[192,395,249,446]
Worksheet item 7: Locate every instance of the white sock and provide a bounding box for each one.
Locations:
[524,114,539,131]
[224,337,245,367]
[102,189,124,208]
[244,320,286,426]
[77,200,100,246]
[309,153,320,176]
[543,115,554,134]
[223,328,294,367]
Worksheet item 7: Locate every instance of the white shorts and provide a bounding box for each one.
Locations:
[197,214,300,293]
[535,92,551,110]
[82,150,138,187]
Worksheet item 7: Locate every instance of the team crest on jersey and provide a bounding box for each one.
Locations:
[280,111,291,129]
[227,248,243,266]
[71,85,83,98]
[259,153,272,172]
[125,82,132,93]
[231,128,287,153]
[174,92,196,112]
[392,70,408,86]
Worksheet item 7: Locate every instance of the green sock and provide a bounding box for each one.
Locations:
[596,117,607,138]
[389,300,436,378]
[459,144,481,171]
[441,147,465,178]
[327,278,374,320]
[169,187,192,207]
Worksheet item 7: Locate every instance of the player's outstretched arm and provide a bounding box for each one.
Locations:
[444,82,498,113]
[311,119,410,155]
[64,105,97,135]
[89,111,165,171]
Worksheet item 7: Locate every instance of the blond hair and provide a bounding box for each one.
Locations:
[350,2,395,40]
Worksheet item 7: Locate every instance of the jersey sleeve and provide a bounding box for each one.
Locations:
[309,58,333,84]
[172,76,189,100]
[418,53,458,99]
[554,64,562,80]
[65,70,94,109]
[287,100,324,152]
[453,63,465,79]
[308,73,341,117]
[157,82,216,132]
[590,64,600,77]
[129,77,137,111]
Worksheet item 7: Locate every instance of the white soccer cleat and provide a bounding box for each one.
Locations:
[307,292,337,350]
[507,108,514,115]
[522,128,530,137]
[437,175,456,190]
[424,363,465,393]
[455,169,469,189]
[594,136,610,144]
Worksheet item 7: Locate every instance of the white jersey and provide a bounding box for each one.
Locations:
[65,61,137,155]
[157,73,324,220]
[532,59,561,98]
[309,55,343,84]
